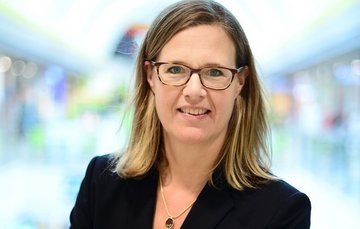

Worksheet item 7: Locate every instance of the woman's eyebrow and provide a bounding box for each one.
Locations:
[161,60,229,68]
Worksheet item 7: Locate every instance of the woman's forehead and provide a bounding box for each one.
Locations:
[157,25,237,67]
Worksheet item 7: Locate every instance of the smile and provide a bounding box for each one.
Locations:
[179,107,210,116]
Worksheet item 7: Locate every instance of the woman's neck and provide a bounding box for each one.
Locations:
[160,133,224,189]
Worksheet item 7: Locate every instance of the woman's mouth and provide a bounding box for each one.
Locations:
[178,107,210,116]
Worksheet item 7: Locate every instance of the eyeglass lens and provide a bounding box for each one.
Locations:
[158,63,233,89]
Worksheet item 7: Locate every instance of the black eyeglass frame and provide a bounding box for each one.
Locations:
[149,60,245,90]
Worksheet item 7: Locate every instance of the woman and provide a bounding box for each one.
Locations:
[70,0,311,228]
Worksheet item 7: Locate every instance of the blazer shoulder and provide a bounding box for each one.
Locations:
[74,153,126,195]
[264,180,311,228]
[88,153,113,173]
[267,179,311,207]
[261,179,305,196]
[243,179,311,207]
[70,153,129,228]
[228,179,311,228]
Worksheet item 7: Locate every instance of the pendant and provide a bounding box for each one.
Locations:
[165,217,174,229]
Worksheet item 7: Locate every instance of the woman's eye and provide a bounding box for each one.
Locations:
[168,66,184,74]
[207,68,223,77]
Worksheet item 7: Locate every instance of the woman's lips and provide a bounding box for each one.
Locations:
[178,107,210,116]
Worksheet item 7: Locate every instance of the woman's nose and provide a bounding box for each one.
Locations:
[182,73,207,101]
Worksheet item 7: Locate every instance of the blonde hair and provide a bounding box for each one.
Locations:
[114,0,276,190]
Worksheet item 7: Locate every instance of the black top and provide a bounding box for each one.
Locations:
[70,154,311,228]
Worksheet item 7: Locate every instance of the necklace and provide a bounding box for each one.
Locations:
[159,178,197,229]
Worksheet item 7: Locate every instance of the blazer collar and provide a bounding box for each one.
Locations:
[125,169,234,229]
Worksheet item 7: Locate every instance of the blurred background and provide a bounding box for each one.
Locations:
[0,0,359,228]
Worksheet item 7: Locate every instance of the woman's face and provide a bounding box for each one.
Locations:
[145,25,246,146]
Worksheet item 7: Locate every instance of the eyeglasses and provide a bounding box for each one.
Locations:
[149,61,245,90]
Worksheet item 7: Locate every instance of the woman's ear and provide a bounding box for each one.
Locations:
[235,66,249,95]
[238,66,249,86]
[144,61,155,89]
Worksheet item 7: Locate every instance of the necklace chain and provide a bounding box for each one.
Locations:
[159,178,197,228]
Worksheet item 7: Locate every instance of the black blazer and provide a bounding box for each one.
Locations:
[70,155,311,228]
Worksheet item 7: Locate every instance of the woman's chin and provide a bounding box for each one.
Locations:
[172,129,210,144]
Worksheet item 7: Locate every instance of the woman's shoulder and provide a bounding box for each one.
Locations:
[230,179,311,218]
[70,153,136,228]
[81,153,124,184]
[235,179,310,204]
[255,179,306,197]
[87,153,114,170]
[225,179,311,227]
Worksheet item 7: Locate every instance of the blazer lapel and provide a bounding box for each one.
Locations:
[125,170,159,229]
[182,176,234,228]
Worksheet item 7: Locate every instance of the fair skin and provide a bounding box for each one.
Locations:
[145,24,247,229]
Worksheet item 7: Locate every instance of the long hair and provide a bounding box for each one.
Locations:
[114,0,276,190]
